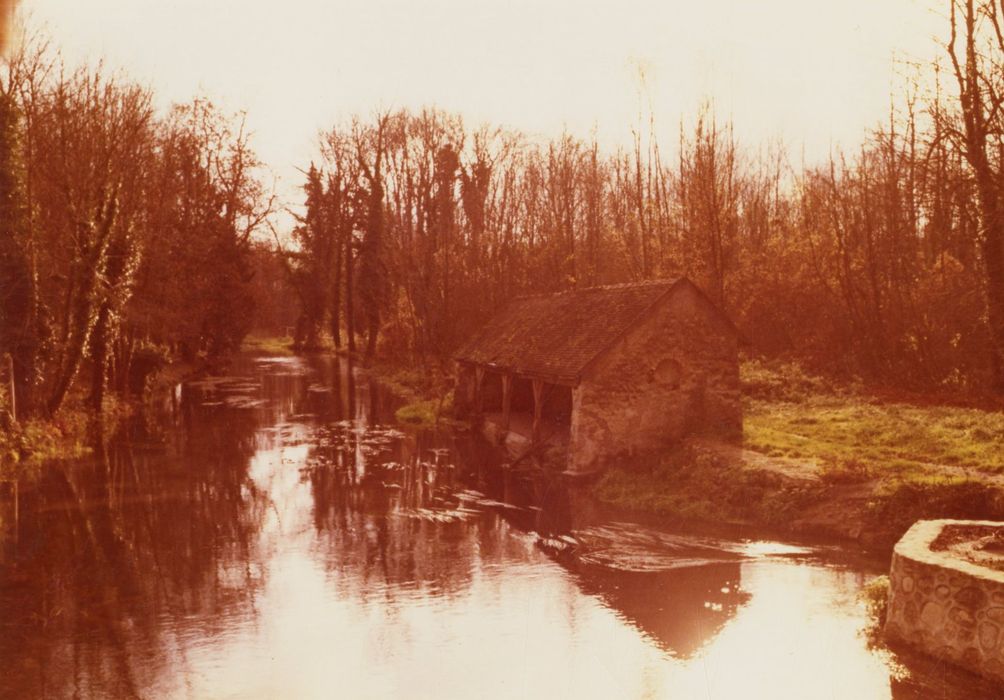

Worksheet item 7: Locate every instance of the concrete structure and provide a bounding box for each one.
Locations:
[886,519,1004,684]
[455,278,741,474]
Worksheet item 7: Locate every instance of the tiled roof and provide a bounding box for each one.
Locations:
[455,279,684,384]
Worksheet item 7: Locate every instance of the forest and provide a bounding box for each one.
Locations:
[2,0,1004,440]
[282,2,1004,400]
[0,36,286,426]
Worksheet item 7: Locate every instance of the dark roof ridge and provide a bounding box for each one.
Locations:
[513,277,680,301]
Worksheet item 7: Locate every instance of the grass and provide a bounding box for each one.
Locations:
[741,357,1004,480]
[370,359,468,430]
[394,392,466,430]
[744,394,1004,478]
[395,399,442,427]
[0,390,136,481]
[241,334,296,356]
[865,479,1004,543]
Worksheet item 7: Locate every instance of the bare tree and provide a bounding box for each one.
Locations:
[945,0,1004,391]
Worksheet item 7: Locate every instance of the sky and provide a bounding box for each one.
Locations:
[19,0,946,211]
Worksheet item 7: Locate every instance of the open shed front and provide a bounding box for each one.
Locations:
[468,365,573,459]
[454,279,741,473]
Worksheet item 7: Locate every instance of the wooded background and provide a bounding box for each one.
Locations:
[4,1,1004,425]
[284,2,1004,397]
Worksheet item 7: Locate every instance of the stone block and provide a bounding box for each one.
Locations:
[886,520,1004,685]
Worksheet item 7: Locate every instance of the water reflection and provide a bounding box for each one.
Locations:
[0,391,267,699]
[0,355,993,699]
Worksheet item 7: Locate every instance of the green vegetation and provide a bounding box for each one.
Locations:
[1,389,138,480]
[866,480,1004,544]
[745,398,1004,476]
[369,360,465,430]
[394,399,442,427]
[862,575,890,622]
[742,359,1004,478]
[375,364,439,402]
[861,575,891,644]
[1,411,93,479]
[393,391,462,430]
[241,335,296,356]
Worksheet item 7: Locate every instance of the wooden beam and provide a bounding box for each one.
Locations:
[532,379,544,444]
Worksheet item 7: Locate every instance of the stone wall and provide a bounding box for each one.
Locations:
[885,519,1004,684]
[568,283,740,474]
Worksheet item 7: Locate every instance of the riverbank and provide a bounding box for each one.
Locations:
[0,353,211,480]
[0,409,94,479]
[593,362,1004,554]
[372,360,461,428]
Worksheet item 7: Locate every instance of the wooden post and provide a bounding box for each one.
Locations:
[532,379,544,444]
[4,354,13,424]
[474,367,486,417]
[501,374,512,434]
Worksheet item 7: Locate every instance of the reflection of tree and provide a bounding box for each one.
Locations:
[307,430,484,602]
[302,356,545,601]
[0,396,268,699]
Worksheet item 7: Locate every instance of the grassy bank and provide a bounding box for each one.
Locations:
[593,360,1004,552]
[1,354,203,481]
[241,334,296,356]
[370,360,462,429]
[0,397,135,481]
[593,442,821,528]
[0,412,92,479]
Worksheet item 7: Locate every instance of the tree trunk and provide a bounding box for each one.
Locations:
[331,227,343,349]
[88,305,110,411]
[973,175,1004,392]
[365,312,379,360]
[345,235,355,354]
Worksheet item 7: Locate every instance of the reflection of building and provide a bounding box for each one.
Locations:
[575,561,748,658]
[455,278,741,474]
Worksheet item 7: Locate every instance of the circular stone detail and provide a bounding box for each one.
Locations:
[653,358,682,388]
[920,600,945,629]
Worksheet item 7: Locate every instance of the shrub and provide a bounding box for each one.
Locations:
[865,480,1004,548]
[741,358,843,402]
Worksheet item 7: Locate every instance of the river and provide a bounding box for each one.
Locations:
[0,355,993,699]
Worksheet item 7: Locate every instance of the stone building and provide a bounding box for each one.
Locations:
[454,278,741,474]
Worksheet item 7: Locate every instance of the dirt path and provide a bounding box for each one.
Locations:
[696,438,825,482]
[699,437,1004,488]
